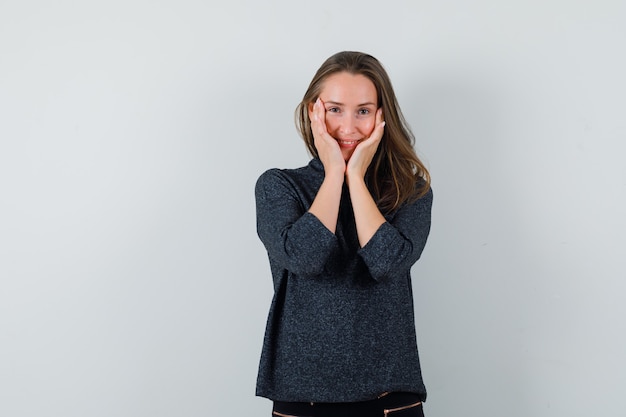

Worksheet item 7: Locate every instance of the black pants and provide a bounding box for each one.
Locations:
[272,392,424,417]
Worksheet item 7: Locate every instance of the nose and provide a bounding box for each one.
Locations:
[339,115,357,135]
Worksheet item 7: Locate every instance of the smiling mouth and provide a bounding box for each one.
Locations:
[337,139,360,147]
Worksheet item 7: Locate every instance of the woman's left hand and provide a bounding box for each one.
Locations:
[346,108,385,179]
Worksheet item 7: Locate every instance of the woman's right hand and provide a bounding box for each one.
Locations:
[309,98,346,176]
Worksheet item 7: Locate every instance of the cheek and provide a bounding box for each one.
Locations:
[361,118,376,135]
[324,118,339,134]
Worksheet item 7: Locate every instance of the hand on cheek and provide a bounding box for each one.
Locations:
[310,98,346,175]
[346,108,385,179]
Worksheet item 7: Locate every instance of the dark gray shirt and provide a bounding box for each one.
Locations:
[255,158,433,403]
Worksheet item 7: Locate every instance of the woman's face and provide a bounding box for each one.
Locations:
[314,72,378,161]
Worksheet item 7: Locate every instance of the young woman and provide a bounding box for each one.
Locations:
[255,51,433,417]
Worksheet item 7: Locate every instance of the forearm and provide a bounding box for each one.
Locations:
[357,188,433,281]
[256,169,339,276]
[346,175,386,247]
[309,170,344,234]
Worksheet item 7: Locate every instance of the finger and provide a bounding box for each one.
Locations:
[367,112,386,143]
[316,98,327,130]
[375,108,385,134]
[310,100,322,134]
[310,99,321,125]
[314,99,333,140]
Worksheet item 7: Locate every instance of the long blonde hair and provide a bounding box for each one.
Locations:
[295,51,430,213]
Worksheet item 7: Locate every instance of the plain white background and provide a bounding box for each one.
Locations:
[1,1,625,416]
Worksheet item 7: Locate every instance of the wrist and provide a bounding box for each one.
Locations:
[345,170,366,187]
[346,174,367,189]
[323,161,345,177]
[323,168,345,185]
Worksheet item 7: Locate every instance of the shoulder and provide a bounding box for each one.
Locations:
[255,166,300,189]
[391,183,433,218]
[415,185,433,210]
[412,179,433,205]
[256,167,286,187]
[255,169,291,202]
[255,159,323,192]
[421,184,433,202]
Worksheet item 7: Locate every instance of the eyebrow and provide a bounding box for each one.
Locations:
[325,101,377,107]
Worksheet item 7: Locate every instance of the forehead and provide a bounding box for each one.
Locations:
[319,72,377,104]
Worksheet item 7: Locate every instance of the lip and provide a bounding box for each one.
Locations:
[336,138,361,148]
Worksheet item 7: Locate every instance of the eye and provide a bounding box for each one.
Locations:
[358,108,371,115]
[326,107,340,113]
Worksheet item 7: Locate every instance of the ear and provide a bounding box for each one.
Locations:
[307,102,315,119]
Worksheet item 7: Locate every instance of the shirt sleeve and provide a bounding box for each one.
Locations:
[255,169,338,276]
[357,187,433,282]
